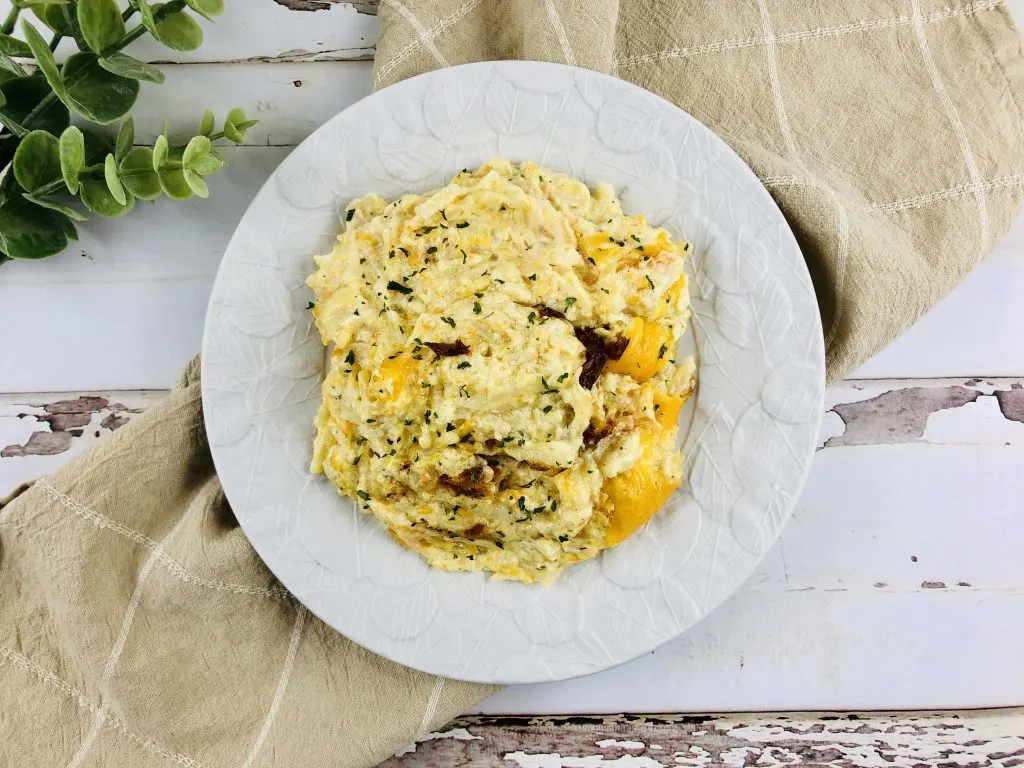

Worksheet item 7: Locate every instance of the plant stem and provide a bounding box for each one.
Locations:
[1,4,20,36]
[49,33,62,52]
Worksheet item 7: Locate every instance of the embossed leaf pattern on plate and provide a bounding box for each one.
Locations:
[202,61,824,684]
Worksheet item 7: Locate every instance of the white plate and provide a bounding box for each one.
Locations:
[202,61,824,684]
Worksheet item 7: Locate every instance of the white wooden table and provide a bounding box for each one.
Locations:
[1,2,1023,765]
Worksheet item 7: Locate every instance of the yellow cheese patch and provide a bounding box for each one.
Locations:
[602,432,680,546]
[606,318,672,382]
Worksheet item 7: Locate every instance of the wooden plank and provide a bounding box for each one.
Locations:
[129,62,374,147]
[1,135,1022,389]
[384,711,1024,767]
[3,378,1023,712]
[0,391,164,495]
[0,0,379,63]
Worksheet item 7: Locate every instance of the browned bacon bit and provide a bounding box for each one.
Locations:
[535,304,566,321]
[439,466,490,497]
[573,326,629,389]
[604,334,629,361]
[578,348,607,390]
[424,340,469,357]
[583,422,612,448]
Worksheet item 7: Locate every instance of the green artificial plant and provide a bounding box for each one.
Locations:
[0,0,257,262]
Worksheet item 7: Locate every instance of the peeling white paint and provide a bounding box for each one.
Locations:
[393,726,483,757]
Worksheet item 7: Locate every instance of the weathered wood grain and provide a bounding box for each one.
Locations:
[0,0,381,63]
[3,379,1022,714]
[384,711,1024,768]
[274,0,378,12]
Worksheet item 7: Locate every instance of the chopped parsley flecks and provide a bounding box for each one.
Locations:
[543,405,553,413]
[646,275,655,290]
[457,361,471,369]
[564,296,576,311]
[658,343,668,359]
[344,349,355,365]
[387,280,413,294]
[473,301,482,314]
[456,221,470,229]
[345,208,355,221]
[527,311,536,325]
[356,490,370,501]
[440,316,456,328]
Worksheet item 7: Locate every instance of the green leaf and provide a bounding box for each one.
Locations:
[60,2,88,48]
[136,0,159,35]
[13,130,62,193]
[81,126,114,164]
[31,4,70,34]
[223,107,257,144]
[104,153,127,205]
[20,20,67,101]
[141,1,204,51]
[115,116,133,160]
[183,170,209,199]
[99,53,166,84]
[157,165,193,200]
[119,147,161,200]
[152,133,168,169]
[80,178,135,217]
[182,134,210,168]
[0,199,73,259]
[185,0,224,20]
[77,0,125,54]
[22,193,87,221]
[62,52,140,124]
[0,53,27,80]
[0,34,33,58]
[0,74,70,138]
[183,168,208,198]
[59,126,86,194]
[191,152,224,175]
[198,108,214,137]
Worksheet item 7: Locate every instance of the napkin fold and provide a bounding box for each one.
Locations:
[0,359,495,768]
[3,3,1024,767]
[375,0,1024,381]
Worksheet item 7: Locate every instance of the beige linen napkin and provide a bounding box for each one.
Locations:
[4,4,1024,767]
[375,0,1024,381]
[0,359,494,768]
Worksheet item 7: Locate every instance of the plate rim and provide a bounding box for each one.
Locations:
[201,59,825,684]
